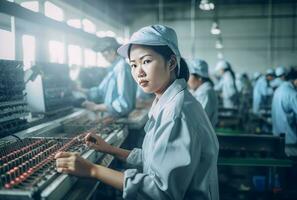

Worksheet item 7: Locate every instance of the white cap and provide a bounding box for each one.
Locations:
[188,59,209,78]
[215,60,230,71]
[266,68,274,75]
[117,25,181,75]
[253,72,261,79]
[275,66,286,77]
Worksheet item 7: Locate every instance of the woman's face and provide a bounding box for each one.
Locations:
[188,74,202,90]
[129,44,174,96]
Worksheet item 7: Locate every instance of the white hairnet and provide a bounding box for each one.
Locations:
[266,68,275,75]
[188,59,209,78]
[117,25,181,75]
[253,71,261,79]
[275,66,286,77]
[215,60,230,71]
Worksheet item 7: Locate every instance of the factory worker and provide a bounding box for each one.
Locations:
[252,68,275,115]
[77,37,137,117]
[188,59,218,126]
[214,60,238,108]
[272,68,297,144]
[271,66,287,89]
[252,71,261,87]
[56,25,219,200]
[237,73,253,112]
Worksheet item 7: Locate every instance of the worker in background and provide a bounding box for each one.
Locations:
[75,37,137,117]
[272,68,297,144]
[214,60,238,108]
[253,69,275,115]
[271,66,287,89]
[252,71,261,87]
[238,73,253,115]
[188,59,218,126]
[56,25,219,200]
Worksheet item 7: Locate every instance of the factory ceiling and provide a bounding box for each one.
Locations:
[77,0,297,26]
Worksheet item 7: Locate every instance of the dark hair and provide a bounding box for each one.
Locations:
[128,45,189,81]
[193,74,214,86]
[223,63,238,92]
[93,37,120,52]
[286,67,297,80]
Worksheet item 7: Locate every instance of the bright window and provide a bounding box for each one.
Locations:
[44,1,64,21]
[82,19,96,34]
[68,44,82,66]
[22,35,36,70]
[96,30,116,38]
[67,19,81,29]
[97,53,110,67]
[20,1,39,12]
[84,48,96,67]
[105,30,116,37]
[0,29,15,60]
[49,40,64,64]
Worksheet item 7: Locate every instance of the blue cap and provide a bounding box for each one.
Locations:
[188,59,209,78]
[117,25,181,75]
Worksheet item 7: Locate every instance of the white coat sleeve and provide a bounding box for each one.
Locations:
[87,85,104,103]
[196,92,208,109]
[106,62,136,117]
[214,79,223,91]
[123,117,200,200]
[289,92,297,114]
[126,148,143,167]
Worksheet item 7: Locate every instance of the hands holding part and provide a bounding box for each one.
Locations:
[82,101,107,112]
[85,132,112,153]
[55,152,96,178]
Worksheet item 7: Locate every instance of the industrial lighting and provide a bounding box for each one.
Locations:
[82,19,96,34]
[215,39,223,49]
[211,22,221,35]
[199,0,215,11]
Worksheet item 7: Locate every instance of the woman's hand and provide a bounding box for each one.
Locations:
[85,132,112,153]
[55,152,96,178]
[82,101,99,112]
[82,101,107,112]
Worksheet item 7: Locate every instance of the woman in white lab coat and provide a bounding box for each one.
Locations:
[253,69,275,115]
[188,59,218,126]
[77,37,137,117]
[214,60,239,108]
[271,66,287,89]
[272,68,297,144]
[55,25,219,200]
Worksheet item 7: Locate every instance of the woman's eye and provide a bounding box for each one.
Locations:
[130,64,137,68]
[143,60,151,64]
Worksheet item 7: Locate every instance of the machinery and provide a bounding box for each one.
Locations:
[217,133,286,160]
[25,62,73,115]
[0,118,126,200]
[217,133,295,199]
[0,60,29,138]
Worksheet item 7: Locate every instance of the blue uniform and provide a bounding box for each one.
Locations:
[253,75,274,114]
[272,82,297,144]
[87,57,137,117]
[123,79,219,200]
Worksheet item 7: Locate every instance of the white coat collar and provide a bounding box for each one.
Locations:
[148,79,187,119]
[195,82,212,94]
